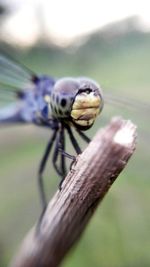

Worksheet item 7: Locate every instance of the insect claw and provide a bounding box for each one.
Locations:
[36,205,47,234]
[69,157,76,171]
[59,178,64,191]
[59,148,76,161]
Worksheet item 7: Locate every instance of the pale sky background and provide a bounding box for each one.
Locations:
[1,0,150,46]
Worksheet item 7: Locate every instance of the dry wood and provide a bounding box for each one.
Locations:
[10,117,137,267]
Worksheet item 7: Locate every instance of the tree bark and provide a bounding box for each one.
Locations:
[10,117,137,267]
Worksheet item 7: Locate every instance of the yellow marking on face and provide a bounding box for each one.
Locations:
[71,107,100,120]
[72,92,100,109]
[71,91,103,128]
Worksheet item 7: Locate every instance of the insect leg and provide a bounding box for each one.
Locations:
[59,149,76,160]
[60,126,67,175]
[65,125,82,154]
[38,129,57,212]
[52,132,63,177]
[75,128,91,143]
[59,126,67,189]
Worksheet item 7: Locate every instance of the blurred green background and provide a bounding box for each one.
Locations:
[0,2,150,267]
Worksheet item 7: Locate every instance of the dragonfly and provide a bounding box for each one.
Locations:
[1,54,150,217]
[0,54,104,213]
[1,54,150,266]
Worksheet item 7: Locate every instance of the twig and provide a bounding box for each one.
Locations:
[10,117,137,267]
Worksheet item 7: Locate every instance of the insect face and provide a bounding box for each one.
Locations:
[50,77,103,130]
[71,79,104,130]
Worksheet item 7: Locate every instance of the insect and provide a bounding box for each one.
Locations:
[0,54,150,266]
[0,54,104,212]
[1,54,150,217]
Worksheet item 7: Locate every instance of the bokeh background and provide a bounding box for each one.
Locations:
[0,0,150,266]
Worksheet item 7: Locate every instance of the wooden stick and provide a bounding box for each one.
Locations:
[10,117,137,267]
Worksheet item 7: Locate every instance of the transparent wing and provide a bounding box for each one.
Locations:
[0,54,39,123]
[0,83,32,124]
[0,103,26,124]
[102,90,150,141]
[0,84,17,107]
[0,53,38,90]
[104,91,150,115]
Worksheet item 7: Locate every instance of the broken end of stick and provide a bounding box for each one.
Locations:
[112,117,137,147]
[10,117,137,267]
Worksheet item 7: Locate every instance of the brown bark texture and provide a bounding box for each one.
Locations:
[10,117,137,267]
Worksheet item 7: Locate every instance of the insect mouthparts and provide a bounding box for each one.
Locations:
[79,88,92,94]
